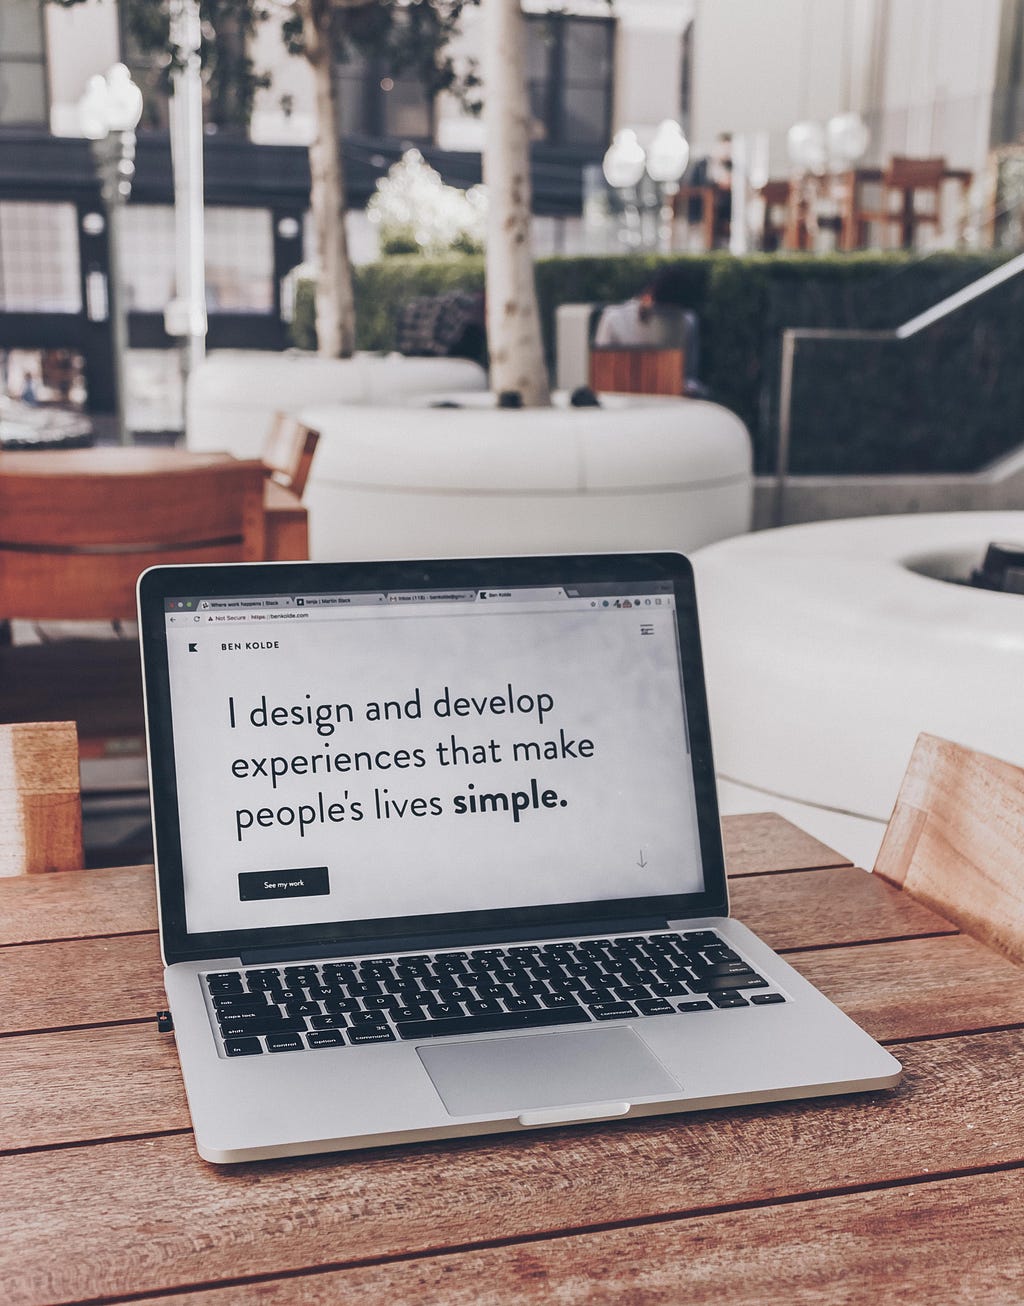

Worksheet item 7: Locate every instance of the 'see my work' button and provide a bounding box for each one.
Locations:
[238,867,330,901]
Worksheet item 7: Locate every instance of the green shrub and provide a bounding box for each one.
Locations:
[292,250,1022,475]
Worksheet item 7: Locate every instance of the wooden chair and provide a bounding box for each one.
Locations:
[0,721,83,874]
[262,413,320,499]
[858,156,947,249]
[874,733,1024,966]
[0,452,268,765]
[589,347,686,397]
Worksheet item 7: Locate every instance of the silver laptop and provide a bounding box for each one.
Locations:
[138,553,900,1164]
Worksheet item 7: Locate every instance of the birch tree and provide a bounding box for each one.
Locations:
[296,0,355,358]
[481,0,550,406]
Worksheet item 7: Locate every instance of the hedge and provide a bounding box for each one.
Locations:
[292,250,1024,476]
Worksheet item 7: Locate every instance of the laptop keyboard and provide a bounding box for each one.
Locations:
[203,930,787,1057]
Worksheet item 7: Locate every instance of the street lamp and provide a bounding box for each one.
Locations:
[645,119,690,253]
[603,121,690,253]
[78,64,143,445]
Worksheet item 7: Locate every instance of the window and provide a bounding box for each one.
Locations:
[337,46,434,142]
[0,203,80,312]
[526,13,614,149]
[120,205,274,314]
[0,0,48,127]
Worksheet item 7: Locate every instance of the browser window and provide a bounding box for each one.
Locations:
[163,582,704,935]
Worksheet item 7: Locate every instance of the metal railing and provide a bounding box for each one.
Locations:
[773,248,1024,525]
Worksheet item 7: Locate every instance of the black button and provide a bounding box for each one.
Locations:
[348,1024,396,1044]
[307,1030,346,1048]
[266,1033,304,1052]
[224,1037,263,1056]
[751,993,787,1005]
[709,991,749,1008]
[677,1000,713,1012]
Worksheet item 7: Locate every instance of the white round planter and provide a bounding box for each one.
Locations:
[186,350,488,460]
[691,511,1024,867]
[298,392,753,561]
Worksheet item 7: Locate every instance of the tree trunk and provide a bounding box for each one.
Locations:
[481,0,550,406]
[299,0,355,357]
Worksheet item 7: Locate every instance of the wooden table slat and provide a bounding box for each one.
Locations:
[721,812,852,876]
[0,814,850,949]
[123,1168,1024,1306]
[0,862,156,946]
[729,863,956,951]
[3,1028,1023,1305]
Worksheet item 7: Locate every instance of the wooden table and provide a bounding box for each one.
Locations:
[2,813,1022,1305]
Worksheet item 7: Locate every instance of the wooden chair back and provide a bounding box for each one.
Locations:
[0,721,83,874]
[874,733,1024,965]
[0,451,267,622]
[589,348,686,397]
[262,413,320,498]
[883,155,946,193]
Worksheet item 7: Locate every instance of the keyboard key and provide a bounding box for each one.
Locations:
[266,1033,304,1052]
[324,997,362,1014]
[224,1037,263,1056]
[588,1001,637,1020]
[349,1010,387,1026]
[541,993,583,1009]
[503,995,541,1011]
[750,993,787,1005]
[690,972,765,992]
[206,977,244,995]
[348,1024,396,1044]
[465,998,503,1014]
[677,1000,714,1013]
[307,1030,346,1048]
[634,998,675,1015]
[648,982,689,998]
[423,1001,465,1019]
[709,991,749,1008]
[212,994,271,1012]
[396,1006,588,1041]
[310,1014,348,1029]
[284,1000,322,1017]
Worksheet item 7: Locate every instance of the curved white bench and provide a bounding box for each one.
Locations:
[296,393,753,561]
[186,351,488,460]
[691,511,1024,866]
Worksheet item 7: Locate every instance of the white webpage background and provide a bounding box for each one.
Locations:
[164,601,704,935]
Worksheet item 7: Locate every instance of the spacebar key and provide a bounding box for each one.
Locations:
[396,1006,589,1040]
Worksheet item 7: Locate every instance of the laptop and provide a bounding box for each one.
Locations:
[138,552,900,1164]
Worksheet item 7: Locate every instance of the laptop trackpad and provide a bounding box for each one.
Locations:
[417,1027,680,1117]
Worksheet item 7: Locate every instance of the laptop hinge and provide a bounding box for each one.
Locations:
[239,914,672,965]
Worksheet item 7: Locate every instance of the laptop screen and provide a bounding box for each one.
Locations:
[140,555,727,963]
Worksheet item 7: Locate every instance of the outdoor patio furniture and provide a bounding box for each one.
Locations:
[261,412,320,498]
[556,302,701,397]
[185,351,488,462]
[691,511,1024,870]
[0,450,301,803]
[295,393,752,561]
[838,158,973,250]
[875,733,1024,966]
[0,720,82,876]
